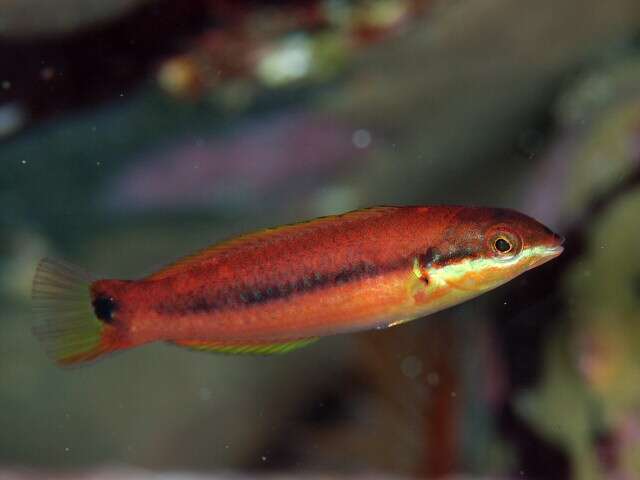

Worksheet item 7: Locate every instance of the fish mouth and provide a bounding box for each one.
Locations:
[540,232,565,261]
[526,244,564,270]
[545,244,564,257]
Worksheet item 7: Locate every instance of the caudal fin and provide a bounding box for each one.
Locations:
[32,258,118,367]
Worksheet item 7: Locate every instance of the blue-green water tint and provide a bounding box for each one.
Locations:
[3,1,640,478]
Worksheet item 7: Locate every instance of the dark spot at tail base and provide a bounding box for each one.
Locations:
[92,296,117,323]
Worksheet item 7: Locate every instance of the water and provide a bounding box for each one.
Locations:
[2,1,640,479]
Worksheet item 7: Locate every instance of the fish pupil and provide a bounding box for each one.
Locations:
[495,238,511,253]
[92,296,116,323]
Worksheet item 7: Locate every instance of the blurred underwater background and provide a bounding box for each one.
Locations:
[3,0,640,478]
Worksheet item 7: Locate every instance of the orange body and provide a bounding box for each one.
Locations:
[33,205,564,366]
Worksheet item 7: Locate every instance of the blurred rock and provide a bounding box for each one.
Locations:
[516,184,640,478]
[566,187,640,477]
[0,102,27,138]
[0,1,208,132]
[3,0,640,478]
[0,0,149,37]
[0,467,507,479]
[157,0,432,100]
[0,229,49,300]
[526,57,640,225]
[104,111,369,213]
[326,0,640,207]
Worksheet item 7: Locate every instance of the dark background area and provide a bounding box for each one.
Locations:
[2,1,640,478]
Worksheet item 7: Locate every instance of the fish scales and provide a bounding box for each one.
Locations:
[129,207,433,340]
[31,205,564,366]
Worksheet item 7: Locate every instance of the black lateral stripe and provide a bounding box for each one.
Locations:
[155,259,392,315]
[154,245,480,315]
[435,247,478,265]
[420,246,478,267]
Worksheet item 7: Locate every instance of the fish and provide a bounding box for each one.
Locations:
[32,205,564,367]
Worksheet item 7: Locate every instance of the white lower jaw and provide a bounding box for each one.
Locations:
[524,245,564,270]
[426,245,563,291]
[388,247,563,329]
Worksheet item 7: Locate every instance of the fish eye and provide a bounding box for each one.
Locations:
[488,230,521,258]
[494,237,512,254]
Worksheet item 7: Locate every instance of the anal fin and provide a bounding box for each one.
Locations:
[170,337,318,355]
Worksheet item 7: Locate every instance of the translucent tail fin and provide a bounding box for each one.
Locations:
[32,258,117,367]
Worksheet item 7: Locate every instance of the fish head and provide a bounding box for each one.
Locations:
[423,207,564,294]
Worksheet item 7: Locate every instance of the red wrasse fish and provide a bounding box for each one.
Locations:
[32,206,564,367]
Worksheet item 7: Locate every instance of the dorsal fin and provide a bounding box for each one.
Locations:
[146,207,397,280]
[170,337,318,355]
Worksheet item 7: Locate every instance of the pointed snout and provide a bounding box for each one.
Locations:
[525,234,564,270]
[544,244,564,259]
[547,231,565,256]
